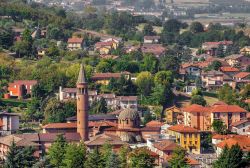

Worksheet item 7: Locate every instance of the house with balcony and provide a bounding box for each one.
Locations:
[225,54,250,68]
[210,104,247,130]
[182,104,211,131]
[67,37,84,51]
[231,119,250,135]
[168,125,201,154]
[201,70,224,90]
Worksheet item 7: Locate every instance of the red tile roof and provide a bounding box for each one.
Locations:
[231,119,249,127]
[144,36,160,40]
[153,140,178,151]
[146,121,164,127]
[216,136,250,152]
[42,123,76,129]
[9,80,38,86]
[39,133,81,142]
[92,72,130,80]
[141,44,166,56]
[67,37,84,43]
[211,105,247,113]
[234,72,250,79]
[85,133,126,146]
[181,104,210,113]
[212,134,244,140]
[168,124,199,133]
[220,66,240,72]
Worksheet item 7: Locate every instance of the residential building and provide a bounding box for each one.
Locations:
[220,66,240,77]
[0,112,20,135]
[240,46,250,55]
[202,41,233,56]
[94,40,119,54]
[210,104,247,130]
[225,54,250,67]
[37,48,47,57]
[168,125,201,154]
[144,36,160,44]
[58,87,138,110]
[234,72,250,81]
[182,104,211,131]
[164,106,182,124]
[231,119,250,135]
[67,37,84,51]
[141,44,166,58]
[181,64,201,77]
[201,70,224,89]
[91,72,131,85]
[149,139,178,164]
[215,135,250,156]
[8,80,38,99]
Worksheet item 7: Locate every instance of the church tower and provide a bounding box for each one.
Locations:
[76,64,89,141]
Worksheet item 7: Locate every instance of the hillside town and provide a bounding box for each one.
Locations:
[0,0,250,168]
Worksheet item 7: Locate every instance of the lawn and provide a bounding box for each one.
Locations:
[204,96,219,106]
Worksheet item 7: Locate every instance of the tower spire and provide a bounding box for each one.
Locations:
[76,63,89,141]
[77,64,86,84]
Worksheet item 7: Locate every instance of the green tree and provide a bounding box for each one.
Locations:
[213,144,244,168]
[96,60,113,73]
[4,141,36,168]
[100,143,112,167]
[212,119,227,134]
[140,54,158,74]
[154,70,173,85]
[169,147,189,168]
[4,141,21,168]
[216,44,225,58]
[128,147,155,168]
[106,152,121,168]
[62,142,86,168]
[25,97,42,121]
[136,71,153,96]
[211,60,222,71]
[143,23,155,36]
[218,84,238,105]
[191,95,207,106]
[44,98,76,123]
[190,22,204,33]
[84,148,104,168]
[163,19,182,33]
[119,145,131,168]
[48,134,68,168]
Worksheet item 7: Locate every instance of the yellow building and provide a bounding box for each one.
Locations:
[240,46,250,55]
[91,72,131,85]
[67,38,84,51]
[164,106,181,124]
[168,124,201,154]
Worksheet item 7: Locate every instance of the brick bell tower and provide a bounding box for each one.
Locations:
[76,64,89,141]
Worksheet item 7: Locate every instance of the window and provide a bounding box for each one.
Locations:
[243,129,245,132]
[126,120,128,124]
[184,141,186,144]
[184,134,187,138]
[195,134,197,138]
[189,134,192,138]
[195,141,197,145]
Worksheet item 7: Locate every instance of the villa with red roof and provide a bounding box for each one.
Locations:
[234,72,250,81]
[67,37,84,51]
[202,41,233,56]
[7,80,38,99]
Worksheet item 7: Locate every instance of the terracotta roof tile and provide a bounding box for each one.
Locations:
[220,67,240,72]
[67,38,84,43]
[181,104,210,113]
[211,105,247,113]
[85,133,126,146]
[39,133,81,142]
[216,136,250,152]
[153,140,178,151]
[231,119,249,127]
[234,72,250,79]
[146,121,164,127]
[168,124,199,133]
